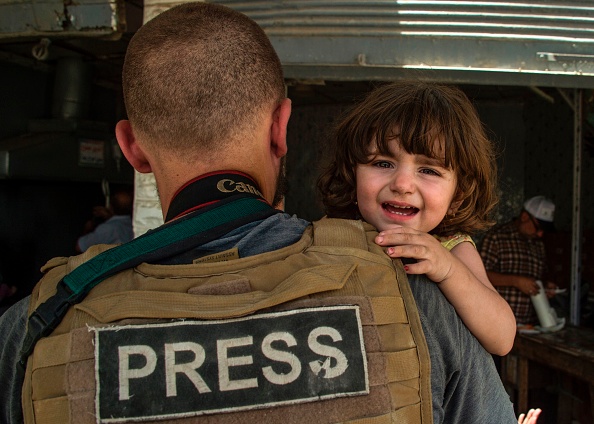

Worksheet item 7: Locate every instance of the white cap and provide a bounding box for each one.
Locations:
[524,195,555,223]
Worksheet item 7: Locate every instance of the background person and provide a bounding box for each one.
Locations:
[480,195,557,325]
[75,186,134,253]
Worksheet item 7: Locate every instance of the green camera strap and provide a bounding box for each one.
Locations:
[19,194,279,368]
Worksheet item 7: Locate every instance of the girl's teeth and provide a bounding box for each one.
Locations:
[383,203,417,216]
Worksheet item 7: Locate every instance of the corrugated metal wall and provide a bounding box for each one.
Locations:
[208,0,594,88]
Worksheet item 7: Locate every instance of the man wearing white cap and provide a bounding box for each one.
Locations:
[480,195,557,325]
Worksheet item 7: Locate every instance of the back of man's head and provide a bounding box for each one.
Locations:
[122,2,285,160]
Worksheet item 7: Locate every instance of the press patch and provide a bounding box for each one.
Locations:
[92,306,368,423]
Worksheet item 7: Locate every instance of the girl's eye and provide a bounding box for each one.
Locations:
[373,161,393,169]
[420,168,440,176]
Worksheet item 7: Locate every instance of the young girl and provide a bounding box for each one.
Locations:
[318,81,516,356]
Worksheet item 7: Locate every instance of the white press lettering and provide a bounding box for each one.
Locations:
[118,345,157,400]
[261,332,301,385]
[217,336,258,391]
[164,342,212,397]
[308,327,348,378]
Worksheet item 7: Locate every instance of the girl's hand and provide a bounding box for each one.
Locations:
[518,408,541,424]
[375,227,454,283]
[376,226,516,356]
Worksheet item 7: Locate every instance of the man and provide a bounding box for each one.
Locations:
[0,3,516,423]
[480,195,556,325]
[76,187,134,253]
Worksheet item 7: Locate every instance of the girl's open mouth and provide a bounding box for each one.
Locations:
[382,203,418,216]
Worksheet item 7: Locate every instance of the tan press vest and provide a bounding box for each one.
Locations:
[23,218,432,424]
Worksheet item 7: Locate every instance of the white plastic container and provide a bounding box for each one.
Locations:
[530,280,558,328]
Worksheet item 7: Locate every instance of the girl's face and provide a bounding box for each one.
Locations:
[355,136,458,233]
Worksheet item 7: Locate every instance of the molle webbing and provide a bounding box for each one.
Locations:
[19,195,278,370]
[23,218,432,423]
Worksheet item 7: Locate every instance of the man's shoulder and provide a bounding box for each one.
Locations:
[0,296,30,355]
[104,215,132,226]
[0,297,30,424]
[109,214,132,221]
[99,215,131,231]
[311,218,385,254]
[312,217,375,234]
[0,295,29,329]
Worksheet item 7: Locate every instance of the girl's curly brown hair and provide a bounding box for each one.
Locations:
[317,81,498,236]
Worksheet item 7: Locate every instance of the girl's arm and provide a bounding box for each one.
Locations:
[446,242,516,354]
[376,228,516,356]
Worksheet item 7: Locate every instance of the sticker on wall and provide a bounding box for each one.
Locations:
[79,139,105,167]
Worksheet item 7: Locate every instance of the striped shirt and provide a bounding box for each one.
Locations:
[479,221,546,324]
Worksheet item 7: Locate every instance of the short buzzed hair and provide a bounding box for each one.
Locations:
[122,2,285,157]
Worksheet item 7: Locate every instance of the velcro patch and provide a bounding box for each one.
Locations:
[92,305,368,423]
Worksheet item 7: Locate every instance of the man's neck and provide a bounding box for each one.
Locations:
[165,171,268,222]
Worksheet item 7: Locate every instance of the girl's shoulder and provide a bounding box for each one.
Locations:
[434,232,475,251]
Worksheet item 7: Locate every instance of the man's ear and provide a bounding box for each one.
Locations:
[115,120,153,173]
[270,98,291,159]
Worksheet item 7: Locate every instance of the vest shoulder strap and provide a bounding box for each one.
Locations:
[312,218,390,262]
[314,217,433,424]
[312,217,371,251]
